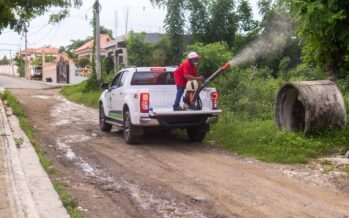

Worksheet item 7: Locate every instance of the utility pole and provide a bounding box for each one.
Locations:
[9,50,15,77]
[95,0,102,80]
[114,10,118,38]
[24,24,28,79]
[125,7,129,35]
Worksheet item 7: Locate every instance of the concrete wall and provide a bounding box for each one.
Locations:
[42,63,57,83]
[25,65,33,79]
[0,65,19,77]
[39,62,88,84]
[69,63,88,84]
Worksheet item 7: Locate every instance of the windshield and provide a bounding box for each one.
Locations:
[131,71,175,85]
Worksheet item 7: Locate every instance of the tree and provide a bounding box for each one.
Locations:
[237,0,256,33]
[100,26,114,39]
[78,57,90,67]
[207,0,238,48]
[152,36,172,66]
[59,46,66,53]
[289,0,349,80]
[102,56,114,73]
[14,56,24,77]
[0,0,82,33]
[32,55,56,66]
[188,0,209,43]
[257,0,273,32]
[65,37,93,59]
[127,32,152,66]
[234,0,259,51]
[164,0,185,64]
[0,56,10,65]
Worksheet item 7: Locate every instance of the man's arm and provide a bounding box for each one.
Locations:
[184,74,204,81]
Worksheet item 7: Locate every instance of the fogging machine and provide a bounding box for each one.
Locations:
[184,63,235,110]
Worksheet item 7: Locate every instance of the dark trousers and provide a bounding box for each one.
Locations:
[173,86,185,108]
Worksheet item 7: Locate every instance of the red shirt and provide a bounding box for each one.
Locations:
[174,59,198,88]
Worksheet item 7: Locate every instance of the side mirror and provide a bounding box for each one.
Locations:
[100,82,109,90]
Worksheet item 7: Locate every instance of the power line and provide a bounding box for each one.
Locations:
[0,23,49,34]
[0,49,18,51]
[28,23,50,36]
[30,25,58,45]
[0,42,20,46]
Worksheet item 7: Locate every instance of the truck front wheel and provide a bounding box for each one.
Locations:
[187,124,209,142]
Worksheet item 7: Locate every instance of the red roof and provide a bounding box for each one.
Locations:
[56,52,70,62]
[19,47,59,55]
[75,34,111,53]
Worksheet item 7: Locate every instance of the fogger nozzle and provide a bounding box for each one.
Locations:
[221,63,231,71]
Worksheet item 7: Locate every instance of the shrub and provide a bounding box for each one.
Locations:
[78,57,90,67]
[212,65,283,120]
[186,42,233,77]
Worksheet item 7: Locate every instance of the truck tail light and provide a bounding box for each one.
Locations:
[211,92,218,110]
[140,93,149,113]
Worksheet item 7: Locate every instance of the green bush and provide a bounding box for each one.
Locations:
[78,57,90,67]
[14,56,25,77]
[151,36,172,66]
[186,42,233,77]
[212,66,283,120]
[286,63,326,81]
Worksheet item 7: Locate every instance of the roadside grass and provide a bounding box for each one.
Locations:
[53,180,83,218]
[60,81,101,108]
[0,90,83,218]
[207,111,349,164]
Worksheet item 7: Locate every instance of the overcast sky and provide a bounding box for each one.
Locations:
[0,0,260,58]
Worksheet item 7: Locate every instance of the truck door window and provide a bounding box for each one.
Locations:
[119,71,128,87]
[110,72,123,88]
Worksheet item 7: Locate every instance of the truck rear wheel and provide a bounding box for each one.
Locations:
[99,103,112,132]
[123,110,143,144]
[187,124,209,142]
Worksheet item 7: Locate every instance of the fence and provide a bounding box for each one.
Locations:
[0,65,19,77]
[42,62,57,83]
[69,63,89,84]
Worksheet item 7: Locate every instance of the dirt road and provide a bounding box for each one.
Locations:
[10,88,349,218]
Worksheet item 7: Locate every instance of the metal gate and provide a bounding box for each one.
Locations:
[57,57,69,83]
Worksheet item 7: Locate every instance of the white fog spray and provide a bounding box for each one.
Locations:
[229,17,293,66]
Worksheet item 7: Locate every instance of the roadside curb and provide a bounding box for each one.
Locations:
[0,100,69,218]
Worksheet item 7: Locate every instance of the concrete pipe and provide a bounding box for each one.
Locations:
[275,80,347,134]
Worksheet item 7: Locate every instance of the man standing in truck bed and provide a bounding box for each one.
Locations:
[173,52,204,111]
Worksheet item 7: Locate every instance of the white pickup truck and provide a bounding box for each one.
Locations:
[99,66,222,144]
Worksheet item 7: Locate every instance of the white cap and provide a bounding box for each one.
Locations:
[188,51,201,59]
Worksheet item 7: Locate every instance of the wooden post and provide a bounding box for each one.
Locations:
[95,0,102,80]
